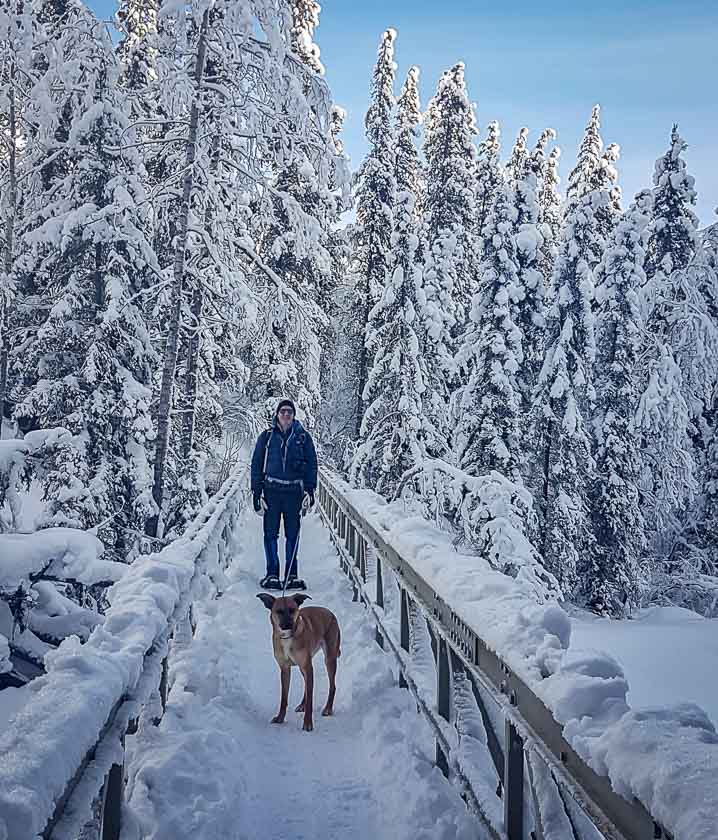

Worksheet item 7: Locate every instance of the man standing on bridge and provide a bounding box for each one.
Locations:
[251,399,318,591]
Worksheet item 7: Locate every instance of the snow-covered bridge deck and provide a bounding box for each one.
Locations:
[122,510,481,839]
[1,469,717,840]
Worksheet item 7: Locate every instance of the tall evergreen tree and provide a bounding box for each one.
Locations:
[290,0,323,74]
[641,125,699,328]
[505,126,529,187]
[14,15,158,554]
[637,128,718,567]
[349,28,397,437]
[528,108,621,595]
[351,67,432,496]
[454,185,523,479]
[422,63,478,334]
[474,119,503,242]
[512,130,550,412]
[534,134,561,286]
[588,196,650,615]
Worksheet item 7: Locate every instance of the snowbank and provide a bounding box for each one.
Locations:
[0,472,243,840]
[571,606,718,728]
[335,478,718,840]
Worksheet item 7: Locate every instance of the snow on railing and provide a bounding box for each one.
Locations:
[318,467,718,840]
[0,468,245,840]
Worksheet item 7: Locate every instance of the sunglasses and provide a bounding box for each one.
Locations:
[278,408,294,415]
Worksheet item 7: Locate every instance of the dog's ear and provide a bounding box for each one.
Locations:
[292,594,312,607]
[256,593,276,610]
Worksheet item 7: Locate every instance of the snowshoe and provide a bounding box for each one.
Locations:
[260,574,282,590]
[284,576,307,591]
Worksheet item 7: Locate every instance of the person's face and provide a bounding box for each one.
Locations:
[278,407,294,430]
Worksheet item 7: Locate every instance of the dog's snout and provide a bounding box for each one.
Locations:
[276,607,296,631]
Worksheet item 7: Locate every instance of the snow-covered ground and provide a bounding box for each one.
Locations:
[122,509,485,840]
[571,605,718,727]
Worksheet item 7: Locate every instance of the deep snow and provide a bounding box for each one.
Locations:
[571,605,718,728]
[122,508,485,840]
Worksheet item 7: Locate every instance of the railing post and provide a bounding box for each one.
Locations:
[100,757,124,840]
[375,557,384,648]
[436,637,451,778]
[399,587,410,689]
[504,716,525,840]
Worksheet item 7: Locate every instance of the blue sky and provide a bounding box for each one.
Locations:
[89,0,717,224]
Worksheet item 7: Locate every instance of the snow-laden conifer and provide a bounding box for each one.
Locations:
[536,138,562,287]
[512,131,551,410]
[529,179,608,597]
[505,126,529,187]
[474,119,503,242]
[422,63,478,333]
[348,28,397,437]
[290,0,323,74]
[351,67,434,496]
[588,196,650,615]
[454,185,523,479]
[14,15,158,554]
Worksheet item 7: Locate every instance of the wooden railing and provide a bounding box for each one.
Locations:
[0,470,245,840]
[318,468,673,840]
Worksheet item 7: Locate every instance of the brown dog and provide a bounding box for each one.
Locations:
[256,593,341,732]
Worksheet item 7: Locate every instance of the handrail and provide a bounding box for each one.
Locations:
[0,468,245,840]
[317,467,685,840]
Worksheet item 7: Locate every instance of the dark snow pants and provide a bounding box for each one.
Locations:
[263,484,302,579]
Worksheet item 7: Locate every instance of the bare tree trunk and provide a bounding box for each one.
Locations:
[147,9,210,538]
[180,130,220,460]
[0,62,18,438]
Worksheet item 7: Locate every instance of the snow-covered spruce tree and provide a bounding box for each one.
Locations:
[641,125,699,328]
[528,109,622,596]
[290,0,323,74]
[566,105,622,271]
[636,129,718,593]
[511,130,553,413]
[635,130,699,541]
[474,119,503,242]
[422,62,478,337]
[348,28,397,438]
[116,0,158,94]
[586,197,651,616]
[641,128,717,447]
[534,135,561,287]
[454,184,523,480]
[351,66,434,496]
[505,126,529,187]
[14,15,158,555]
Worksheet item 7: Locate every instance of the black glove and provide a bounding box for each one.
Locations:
[253,493,262,513]
[308,490,315,508]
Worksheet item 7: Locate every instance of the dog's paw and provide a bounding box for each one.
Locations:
[271,715,285,724]
[321,706,333,717]
[302,719,313,732]
[295,701,305,713]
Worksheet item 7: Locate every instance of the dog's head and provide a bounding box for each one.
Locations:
[257,593,311,635]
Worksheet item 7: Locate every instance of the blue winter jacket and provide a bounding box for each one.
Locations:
[250,419,318,495]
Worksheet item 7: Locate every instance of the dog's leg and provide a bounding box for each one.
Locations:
[272,666,291,724]
[295,692,306,713]
[322,655,337,717]
[300,662,314,731]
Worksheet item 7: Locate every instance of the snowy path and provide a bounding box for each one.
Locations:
[123,509,483,840]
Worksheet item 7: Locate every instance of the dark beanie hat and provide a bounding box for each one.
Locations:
[276,399,296,415]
